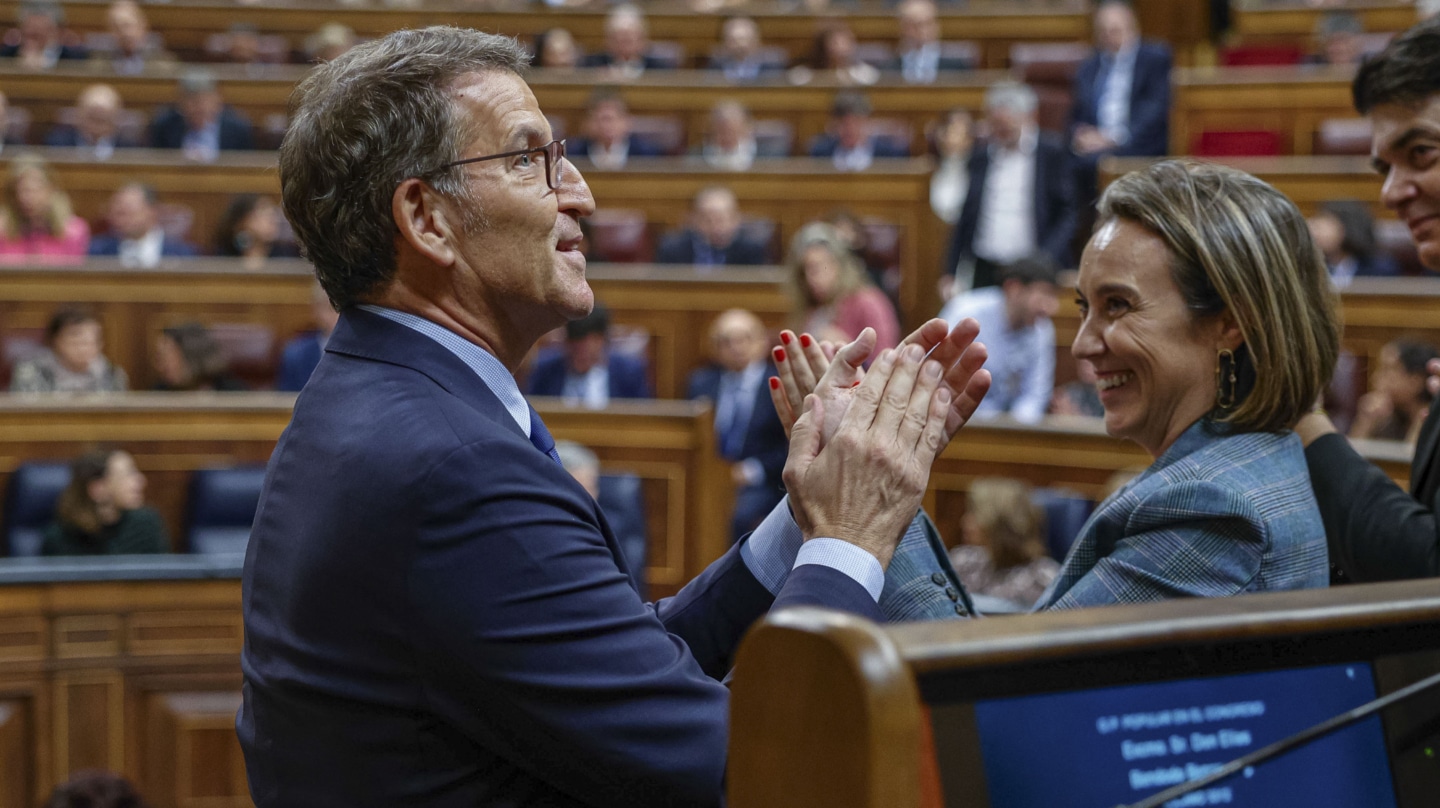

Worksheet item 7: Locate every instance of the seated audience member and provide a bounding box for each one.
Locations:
[1050,359,1105,418]
[214,194,296,267]
[89,182,198,266]
[655,186,768,267]
[688,309,788,541]
[948,477,1060,610]
[792,21,879,87]
[886,0,971,83]
[1312,11,1367,66]
[929,107,974,226]
[699,100,761,169]
[788,221,899,352]
[42,447,168,556]
[531,27,579,70]
[0,154,89,264]
[0,91,20,151]
[44,769,152,808]
[938,254,1059,424]
[526,304,652,407]
[219,23,267,65]
[45,84,139,159]
[148,69,255,161]
[1307,200,1398,287]
[1350,338,1440,444]
[151,321,247,391]
[581,5,668,78]
[709,17,781,82]
[0,1,85,70]
[9,306,128,394]
[90,0,174,75]
[276,283,340,392]
[304,22,357,64]
[566,89,663,170]
[945,81,1077,292]
[808,90,910,171]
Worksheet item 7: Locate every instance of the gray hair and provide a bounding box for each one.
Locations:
[279,26,528,308]
[984,81,1038,115]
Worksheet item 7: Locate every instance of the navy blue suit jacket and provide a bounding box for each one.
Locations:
[43,126,142,150]
[148,106,255,151]
[1069,42,1173,158]
[807,134,911,159]
[943,133,1079,274]
[239,308,879,806]
[87,233,197,258]
[566,135,666,161]
[526,350,652,401]
[655,230,770,266]
[687,363,787,487]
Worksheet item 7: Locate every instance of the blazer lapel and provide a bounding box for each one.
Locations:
[1411,398,1440,497]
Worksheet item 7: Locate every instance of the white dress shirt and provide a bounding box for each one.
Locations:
[1096,44,1138,146]
[973,127,1039,265]
[117,227,166,268]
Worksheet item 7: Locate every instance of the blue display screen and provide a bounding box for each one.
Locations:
[971,662,1398,808]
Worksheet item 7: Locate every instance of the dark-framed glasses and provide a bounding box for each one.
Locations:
[436,139,567,190]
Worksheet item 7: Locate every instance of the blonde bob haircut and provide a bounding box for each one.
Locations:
[1096,159,1339,434]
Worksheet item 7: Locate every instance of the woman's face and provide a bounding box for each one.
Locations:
[94,451,146,511]
[1374,345,1426,408]
[153,333,190,386]
[541,31,577,68]
[823,29,856,67]
[242,198,280,246]
[801,244,841,304]
[1072,219,1234,457]
[14,170,52,223]
[53,321,103,373]
[1307,211,1345,261]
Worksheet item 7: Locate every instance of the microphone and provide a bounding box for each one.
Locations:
[1114,668,1440,808]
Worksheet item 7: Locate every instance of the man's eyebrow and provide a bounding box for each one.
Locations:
[508,124,546,148]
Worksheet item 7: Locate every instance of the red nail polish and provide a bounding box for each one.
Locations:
[769,377,780,390]
[773,347,786,362]
[800,334,813,348]
[780,332,792,345]
[849,380,862,388]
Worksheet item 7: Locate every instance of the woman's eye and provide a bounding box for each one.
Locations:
[1105,298,1130,316]
[1075,298,1089,315]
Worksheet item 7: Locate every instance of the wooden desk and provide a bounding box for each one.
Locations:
[0,0,1090,70]
[1100,154,1383,216]
[1172,65,1362,156]
[1232,1,1420,39]
[0,394,731,596]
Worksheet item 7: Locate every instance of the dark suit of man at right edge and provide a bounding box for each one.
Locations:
[1297,17,1440,582]
[237,26,990,808]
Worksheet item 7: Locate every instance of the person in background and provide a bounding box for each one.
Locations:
[1350,338,1440,444]
[1312,11,1367,66]
[151,321,246,391]
[808,90,909,171]
[148,69,255,161]
[948,477,1059,610]
[1050,359,1105,418]
[0,1,85,70]
[787,221,899,353]
[1307,200,1399,287]
[526,303,652,407]
[655,186,768,267]
[531,27,579,70]
[0,154,89,264]
[1069,0,1172,168]
[567,89,664,171]
[44,84,140,158]
[0,91,20,152]
[699,100,763,169]
[581,5,668,78]
[42,447,168,556]
[938,254,1059,424]
[688,309,789,541]
[709,16,781,82]
[794,20,879,86]
[89,182,198,266]
[44,769,152,808]
[276,283,340,392]
[885,0,971,84]
[90,0,174,75]
[929,107,974,227]
[214,194,296,268]
[304,22,357,64]
[9,306,128,394]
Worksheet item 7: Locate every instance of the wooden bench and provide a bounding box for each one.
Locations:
[1100,154,1382,217]
[1232,1,1420,41]
[1171,65,1364,157]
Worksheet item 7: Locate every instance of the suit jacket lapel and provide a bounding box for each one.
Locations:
[1411,398,1440,497]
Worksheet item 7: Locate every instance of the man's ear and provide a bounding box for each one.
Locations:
[392,178,458,267]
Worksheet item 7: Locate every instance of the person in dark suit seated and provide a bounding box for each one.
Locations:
[655,186,769,267]
[0,1,86,70]
[697,100,766,170]
[276,283,340,392]
[44,84,141,159]
[565,89,665,170]
[708,16,784,82]
[90,0,175,75]
[88,183,197,267]
[1069,1,1173,210]
[1310,11,1367,66]
[1306,200,1400,287]
[689,309,789,541]
[579,4,670,78]
[42,447,168,557]
[943,81,1078,293]
[884,0,972,84]
[526,303,652,407]
[213,194,299,268]
[148,69,254,161]
[807,90,910,171]
[238,27,993,805]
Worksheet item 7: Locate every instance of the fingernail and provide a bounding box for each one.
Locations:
[769,377,780,390]
[773,347,786,362]
[905,344,924,361]
[923,360,942,379]
[800,334,813,348]
[780,332,792,345]
[849,380,862,388]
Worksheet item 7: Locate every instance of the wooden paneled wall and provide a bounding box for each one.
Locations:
[1101,155,1383,217]
[1172,66,1361,157]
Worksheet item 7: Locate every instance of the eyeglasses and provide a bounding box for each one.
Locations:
[436,139,568,190]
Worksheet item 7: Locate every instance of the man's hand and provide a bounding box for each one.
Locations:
[769,319,990,447]
[1071,124,1115,156]
[782,344,950,568]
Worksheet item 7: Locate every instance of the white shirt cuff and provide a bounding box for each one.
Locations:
[795,539,885,602]
[740,495,804,595]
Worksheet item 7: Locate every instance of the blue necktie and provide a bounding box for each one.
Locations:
[528,406,563,465]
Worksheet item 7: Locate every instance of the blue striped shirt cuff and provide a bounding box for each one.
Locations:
[740,495,884,603]
[795,539,885,602]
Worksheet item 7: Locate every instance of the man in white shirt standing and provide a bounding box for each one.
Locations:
[943,81,1077,292]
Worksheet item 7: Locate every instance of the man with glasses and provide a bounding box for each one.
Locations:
[239,27,990,806]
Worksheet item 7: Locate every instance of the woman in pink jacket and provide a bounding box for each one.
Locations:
[0,154,89,263]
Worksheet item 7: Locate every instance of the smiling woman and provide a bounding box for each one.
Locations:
[1039,159,1340,610]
